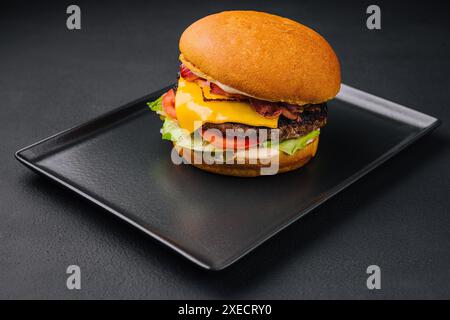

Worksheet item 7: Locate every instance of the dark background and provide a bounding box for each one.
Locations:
[1,0,449,299]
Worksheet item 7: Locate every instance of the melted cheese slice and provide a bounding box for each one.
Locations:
[175,77,279,133]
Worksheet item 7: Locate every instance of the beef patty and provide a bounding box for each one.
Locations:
[202,103,327,141]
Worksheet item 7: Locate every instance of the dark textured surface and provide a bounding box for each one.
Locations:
[1,0,449,299]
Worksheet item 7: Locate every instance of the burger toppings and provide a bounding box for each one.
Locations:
[249,99,282,119]
[179,64,324,123]
[202,103,327,142]
[174,77,279,132]
[161,88,177,119]
[147,64,327,154]
[277,106,327,139]
[179,64,199,82]
[209,83,247,99]
[209,82,230,96]
[182,71,248,101]
[200,127,263,151]
[280,105,300,121]
[200,82,243,102]
[249,100,323,122]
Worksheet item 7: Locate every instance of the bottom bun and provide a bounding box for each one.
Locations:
[175,138,319,177]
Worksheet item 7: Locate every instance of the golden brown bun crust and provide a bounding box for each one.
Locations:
[179,11,341,105]
[176,138,319,177]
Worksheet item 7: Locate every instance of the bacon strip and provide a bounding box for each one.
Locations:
[201,87,241,102]
[209,83,247,99]
[209,82,228,95]
[249,99,282,119]
[180,64,199,81]
[285,104,305,113]
[280,107,299,121]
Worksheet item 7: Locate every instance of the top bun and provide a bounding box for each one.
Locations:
[179,11,341,105]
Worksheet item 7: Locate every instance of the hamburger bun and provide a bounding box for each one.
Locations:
[179,10,341,105]
[175,138,319,177]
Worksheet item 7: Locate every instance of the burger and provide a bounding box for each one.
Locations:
[148,11,340,177]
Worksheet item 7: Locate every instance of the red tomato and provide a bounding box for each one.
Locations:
[201,129,261,150]
[162,89,177,119]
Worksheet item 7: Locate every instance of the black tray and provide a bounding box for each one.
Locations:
[15,84,440,270]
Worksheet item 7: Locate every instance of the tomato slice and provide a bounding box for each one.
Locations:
[162,89,177,119]
[201,129,261,150]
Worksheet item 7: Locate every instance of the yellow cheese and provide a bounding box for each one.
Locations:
[175,77,279,133]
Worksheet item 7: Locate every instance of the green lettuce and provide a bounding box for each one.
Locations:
[147,96,186,141]
[161,118,217,152]
[147,95,163,112]
[276,130,320,155]
[264,129,320,155]
[161,118,188,142]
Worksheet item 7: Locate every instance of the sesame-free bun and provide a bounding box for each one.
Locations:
[176,138,319,177]
[179,11,341,105]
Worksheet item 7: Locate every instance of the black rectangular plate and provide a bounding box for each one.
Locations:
[15,84,440,270]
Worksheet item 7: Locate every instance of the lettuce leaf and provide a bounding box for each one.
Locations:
[276,130,320,155]
[176,134,216,152]
[147,95,163,112]
[264,130,320,155]
[161,118,189,142]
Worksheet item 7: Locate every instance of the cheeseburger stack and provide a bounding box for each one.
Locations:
[148,11,341,176]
